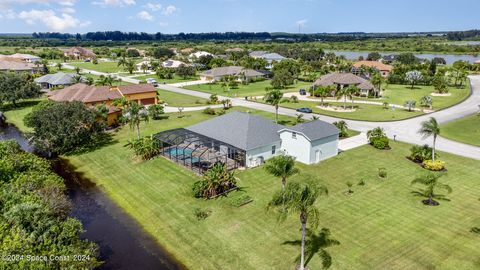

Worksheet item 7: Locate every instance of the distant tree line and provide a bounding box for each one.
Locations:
[446,29,480,41]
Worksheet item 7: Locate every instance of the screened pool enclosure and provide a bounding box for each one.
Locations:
[153,128,246,173]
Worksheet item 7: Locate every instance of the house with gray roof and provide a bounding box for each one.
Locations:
[35,72,83,89]
[155,112,339,170]
[199,66,264,82]
[314,72,377,97]
[249,51,286,68]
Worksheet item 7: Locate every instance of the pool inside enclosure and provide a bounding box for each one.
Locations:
[154,128,246,174]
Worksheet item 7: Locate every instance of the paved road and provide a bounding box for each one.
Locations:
[160,76,480,160]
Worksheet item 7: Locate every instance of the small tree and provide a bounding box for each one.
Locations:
[125,60,136,74]
[268,177,328,270]
[405,70,423,89]
[56,62,62,71]
[418,117,440,162]
[420,96,433,109]
[333,121,348,138]
[264,154,299,196]
[404,100,416,112]
[264,88,284,123]
[123,101,149,139]
[411,173,452,206]
[314,86,329,106]
[74,66,81,74]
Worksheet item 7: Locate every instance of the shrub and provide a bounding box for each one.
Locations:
[409,144,437,163]
[147,104,165,120]
[228,194,253,207]
[378,167,387,179]
[192,162,237,199]
[193,208,211,221]
[290,95,299,103]
[422,160,446,171]
[470,227,480,234]
[202,107,216,115]
[217,109,226,115]
[357,179,366,186]
[346,181,353,194]
[209,94,219,104]
[125,136,162,160]
[371,137,390,150]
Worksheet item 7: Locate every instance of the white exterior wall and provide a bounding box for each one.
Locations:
[309,134,339,163]
[280,131,339,164]
[279,131,312,164]
[245,141,281,167]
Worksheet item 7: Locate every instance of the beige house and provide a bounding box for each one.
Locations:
[0,59,43,74]
[314,72,377,97]
[352,60,393,77]
[0,53,41,63]
[199,66,264,82]
[64,47,97,60]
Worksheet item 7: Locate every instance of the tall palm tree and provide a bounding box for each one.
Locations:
[418,117,440,161]
[370,73,383,98]
[95,75,116,86]
[314,86,329,107]
[411,173,452,206]
[117,57,127,68]
[264,88,284,123]
[125,60,136,74]
[268,177,328,270]
[141,62,149,74]
[123,101,149,139]
[264,154,299,200]
[346,85,360,109]
[335,86,349,110]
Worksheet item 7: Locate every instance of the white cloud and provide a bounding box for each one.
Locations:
[161,5,177,16]
[0,9,17,20]
[59,7,75,13]
[18,9,90,31]
[137,11,154,21]
[144,2,162,11]
[92,0,136,7]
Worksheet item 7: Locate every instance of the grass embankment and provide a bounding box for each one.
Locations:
[65,109,480,269]
[184,80,311,97]
[441,114,480,146]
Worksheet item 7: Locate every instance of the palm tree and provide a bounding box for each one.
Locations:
[264,88,284,124]
[335,86,349,110]
[95,75,116,86]
[117,57,127,68]
[264,154,299,197]
[404,100,416,112]
[268,177,328,270]
[141,62,149,74]
[418,117,440,161]
[123,101,149,139]
[370,73,383,98]
[314,86,329,107]
[56,62,62,71]
[73,75,83,84]
[346,85,360,109]
[411,173,452,206]
[125,60,136,74]
[74,66,81,75]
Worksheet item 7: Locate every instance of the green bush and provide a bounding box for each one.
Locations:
[228,194,253,207]
[193,208,211,221]
[378,167,387,179]
[371,137,390,150]
[422,160,446,171]
[148,104,165,120]
[202,107,216,115]
[409,144,437,163]
[125,136,162,160]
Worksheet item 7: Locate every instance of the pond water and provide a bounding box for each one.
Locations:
[0,124,184,270]
[325,50,480,64]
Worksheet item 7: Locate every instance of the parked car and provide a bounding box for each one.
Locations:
[146,78,159,87]
[296,107,312,113]
[299,89,307,95]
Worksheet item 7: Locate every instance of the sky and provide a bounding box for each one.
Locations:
[0,0,478,34]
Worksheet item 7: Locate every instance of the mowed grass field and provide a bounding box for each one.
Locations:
[134,74,199,84]
[441,114,480,146]
[184,80,312,97]
[65,108,480,270]
[69,61,123,73]
[157,89,208,107]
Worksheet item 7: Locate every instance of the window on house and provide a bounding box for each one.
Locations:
[271,145,276,154]
[292,132,297,139]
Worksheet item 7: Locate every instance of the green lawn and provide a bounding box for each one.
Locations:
[271,100,423,121]
[184,80,312,97]
[2,99,44,132]
[65,109,480,270]
[440,114,480,146]
[157,89,208,107]
[69,61,123,73]
[134,74,199,84]
[58,69,131,86]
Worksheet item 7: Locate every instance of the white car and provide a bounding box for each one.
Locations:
[146,78,158,87]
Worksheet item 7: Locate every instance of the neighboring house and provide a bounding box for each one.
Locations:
[0,53,41,63]
[64,47,97,60]
[189,51,213,59]
[249,51,286,68]
[136,60,152,72]
[352,60,393,77]
[314,72,377,97]
[162,60,189,68]
[199,66,264,81]
[35,72,83,89]
[0,59,42,74]
[48,83,158,125]
[380,54,398,64]
[154,112,339,173]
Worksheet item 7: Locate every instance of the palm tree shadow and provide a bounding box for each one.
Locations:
[282,228,340,269]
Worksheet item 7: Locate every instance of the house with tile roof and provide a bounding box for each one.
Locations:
[48,83,158,125]
[314,72,378,97]
[199,66,264,82]
[64,47,97,60]
[352,60,393,77]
